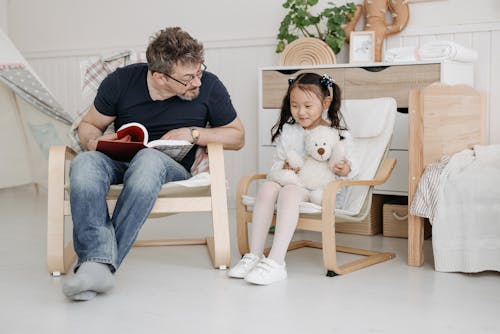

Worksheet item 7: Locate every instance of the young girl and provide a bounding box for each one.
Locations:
[228,72,358,285]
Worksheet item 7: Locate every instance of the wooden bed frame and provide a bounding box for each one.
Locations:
[407,83,486,266]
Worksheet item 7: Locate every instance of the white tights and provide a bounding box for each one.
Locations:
[250,181,310,264]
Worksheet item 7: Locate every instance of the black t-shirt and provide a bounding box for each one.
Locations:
[94,63,237,170]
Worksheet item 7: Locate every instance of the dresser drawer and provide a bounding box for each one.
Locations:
[261,64,441,109]
[261,68,345,109]
[344,64,440,108]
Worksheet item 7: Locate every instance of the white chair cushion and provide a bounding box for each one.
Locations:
[242,194,354,216]
[106,172,211,198]
[341,97,395,138]
[339,97,397,215]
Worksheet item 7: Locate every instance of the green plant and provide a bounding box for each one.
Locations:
[276,0,356,54]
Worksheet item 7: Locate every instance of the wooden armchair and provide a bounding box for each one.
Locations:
[47,143,231,275]
[236,98,398,276]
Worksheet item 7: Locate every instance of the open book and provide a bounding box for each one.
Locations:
[96,122,194,162]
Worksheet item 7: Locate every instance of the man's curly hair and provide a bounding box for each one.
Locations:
[146,27,204,75]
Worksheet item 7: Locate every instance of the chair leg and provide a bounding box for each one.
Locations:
[47,209,65,275]
[47,210,76,275]
[207,187,231,269]
[320,192,343,275]
[47,146,77,275]
[236,210,250,256]
[326,270,338,277]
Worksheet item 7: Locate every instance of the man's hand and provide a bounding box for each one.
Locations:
[333,160,351,176]
[87,132,119,151]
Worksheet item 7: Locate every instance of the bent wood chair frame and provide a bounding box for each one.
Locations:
[236,158,397,276]
[47,143,231,275]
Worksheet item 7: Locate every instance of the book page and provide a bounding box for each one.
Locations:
[116,122,148,144]
[147,140,193,161]
[147,139,191,147]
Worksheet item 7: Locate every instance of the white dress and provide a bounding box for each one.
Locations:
[270,123,359,207]
[271,123,359,178]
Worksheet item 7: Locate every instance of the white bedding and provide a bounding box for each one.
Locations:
[431,145,500,273]
[383,41,478,63]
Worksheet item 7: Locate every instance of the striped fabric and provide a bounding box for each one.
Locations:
[0,64,71,124]
[410,156,450,224]
[81,51,146,92]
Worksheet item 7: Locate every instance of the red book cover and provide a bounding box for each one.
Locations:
[96,122,193,162]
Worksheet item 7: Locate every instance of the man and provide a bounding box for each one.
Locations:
[63,27,245,301]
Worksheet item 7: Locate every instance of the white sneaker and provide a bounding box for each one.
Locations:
[227,253,261,278]
[245,258,287,285]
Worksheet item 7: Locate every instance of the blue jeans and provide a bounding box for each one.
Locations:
[69,148,191,271]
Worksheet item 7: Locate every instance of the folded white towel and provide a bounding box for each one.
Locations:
[383,46,419,62]
[419,41,478,62]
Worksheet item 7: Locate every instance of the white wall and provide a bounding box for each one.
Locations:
[0,0,7,32]
[5,0,500,205]
[6,0,284,53]
[6,0,500,53]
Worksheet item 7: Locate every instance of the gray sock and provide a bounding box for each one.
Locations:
[70,290,97,301]
[62,262,115,300]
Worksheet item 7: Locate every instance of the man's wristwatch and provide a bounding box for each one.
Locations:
[190,127,200,144]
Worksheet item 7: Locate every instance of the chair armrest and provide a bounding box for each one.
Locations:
[206,143,224,173]
[236,174,267,199]
[236,158,397,210]
[322,158,397,208]
[48,145,77,197]
[206,143,227,194]
[338,157,397,188]
[47,146,77,229]
[48,146,77,180]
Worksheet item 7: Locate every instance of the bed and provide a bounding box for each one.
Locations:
[407,83,489,269]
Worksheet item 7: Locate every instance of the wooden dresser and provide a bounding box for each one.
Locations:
[258,61,474,196]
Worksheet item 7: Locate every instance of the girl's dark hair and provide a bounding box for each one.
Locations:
[270,72,346,142]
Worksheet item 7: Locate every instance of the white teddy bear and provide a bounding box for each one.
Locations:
[267,125,346,204]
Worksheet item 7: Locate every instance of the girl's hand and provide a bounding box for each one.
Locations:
[333,160,351,176]
[284,161,301,173]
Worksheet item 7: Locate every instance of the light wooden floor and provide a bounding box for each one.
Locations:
[1,185,499,334]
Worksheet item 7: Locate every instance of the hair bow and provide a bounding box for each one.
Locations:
[319,74,335,88]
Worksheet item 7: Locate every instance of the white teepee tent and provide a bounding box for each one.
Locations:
[0,28,73,189]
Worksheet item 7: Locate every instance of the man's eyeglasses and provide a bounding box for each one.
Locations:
[162,64,207,87]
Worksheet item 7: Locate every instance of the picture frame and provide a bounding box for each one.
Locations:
[349,31,375,63]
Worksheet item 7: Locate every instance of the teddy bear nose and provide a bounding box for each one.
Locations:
[317,148,325,155]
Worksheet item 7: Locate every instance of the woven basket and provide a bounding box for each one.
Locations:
[383,203,432,239]
[279,38,337,66]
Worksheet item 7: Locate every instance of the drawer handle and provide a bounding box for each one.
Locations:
[392,212,408,221]
[277,69,300,75]
[361,66,390,72]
